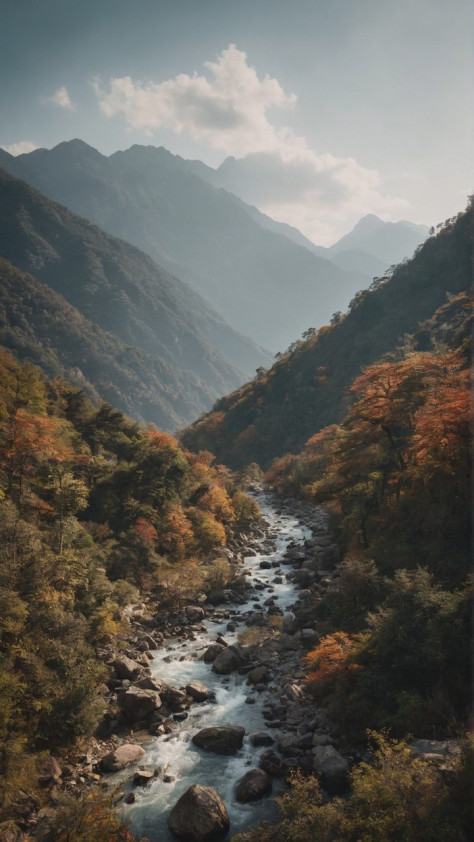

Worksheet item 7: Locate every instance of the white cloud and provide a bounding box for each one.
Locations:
[94,44,295,155]
[45,86,76,110]
[94,45,408,245]
[1,140,38,156]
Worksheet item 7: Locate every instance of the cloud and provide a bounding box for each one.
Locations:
[45,86,76,110]
[94,45,408,245]
[1,140,38,156]
[217,151,409,245]
[94,44,295,155]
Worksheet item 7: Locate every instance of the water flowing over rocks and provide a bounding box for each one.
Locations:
[91,492,345,840]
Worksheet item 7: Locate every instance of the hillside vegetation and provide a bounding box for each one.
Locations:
[0,257,222,430]
[181,203,473,467]
[231,217,473,841]
[0,350,260,822]
[0,167,271,423]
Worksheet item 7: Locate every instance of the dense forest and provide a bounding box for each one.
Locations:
[0,352,260,837]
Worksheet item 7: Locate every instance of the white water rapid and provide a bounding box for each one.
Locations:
[121,493,312,841]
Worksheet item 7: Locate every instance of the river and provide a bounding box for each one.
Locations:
[121,493,313,841]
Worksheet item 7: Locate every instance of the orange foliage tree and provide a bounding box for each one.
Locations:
[304,631,361,690]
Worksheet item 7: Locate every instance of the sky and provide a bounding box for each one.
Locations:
[1,0,472,245]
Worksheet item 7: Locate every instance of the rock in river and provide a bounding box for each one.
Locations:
[211,644,244,674]
[192,725,245,755]
[168,783,229,842]
[235,769,272,802]
[186,681,211,702]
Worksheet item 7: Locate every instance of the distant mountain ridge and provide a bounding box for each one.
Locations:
[0,257,216,429]
[181,203,471,467]
[0,167,272,428]
[0,140,380,353]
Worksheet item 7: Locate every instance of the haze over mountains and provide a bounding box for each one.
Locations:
[182,205,471,467]
[0,168,271,428]
[0,140,427,353]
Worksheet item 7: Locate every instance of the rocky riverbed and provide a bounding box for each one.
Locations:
[27,491,347,842]
[102,491,346,841]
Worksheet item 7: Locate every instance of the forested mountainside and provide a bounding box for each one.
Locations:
[0,167,271,394]
[0,258,221,429]
[0,140,369,352]
[181,203,473,468]
[235,237,472,842]
[0,349,261,826]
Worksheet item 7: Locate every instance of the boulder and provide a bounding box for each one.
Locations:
[168,784,229,842]
[133,769,155,786]
[235,769,272,803]
[185,606,206,623]
[135,675,168,693]
[202,643,226,663]
[278,734,299,755]
[117,687,161,722]
[163,685,188,710]
[246,665,269,685]
[101,744,146,772]
[212,645,244,675]
[111,655,143,680]
[312,745,349,794]
[249,732,274,747]
[192,725,245,755]
[186,681,211,702]
[259,749,286,777]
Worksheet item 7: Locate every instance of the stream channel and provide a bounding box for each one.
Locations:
[121,493,313,841]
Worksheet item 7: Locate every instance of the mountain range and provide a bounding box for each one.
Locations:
[0,140,427,353]
[0,167,271,428]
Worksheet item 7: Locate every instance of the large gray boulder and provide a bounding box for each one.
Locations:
[168,784,229,841]
[312,745,349,794]
[117,687,161,722]
[235,769,272,803]
[101,743,146,772]
[212,644,244,675]
[192,726,245,755]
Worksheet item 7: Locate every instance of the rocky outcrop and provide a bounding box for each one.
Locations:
[168,784,229,841]
[192,726,245,755]
[235,769,272,802]
[101,744,146,772]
